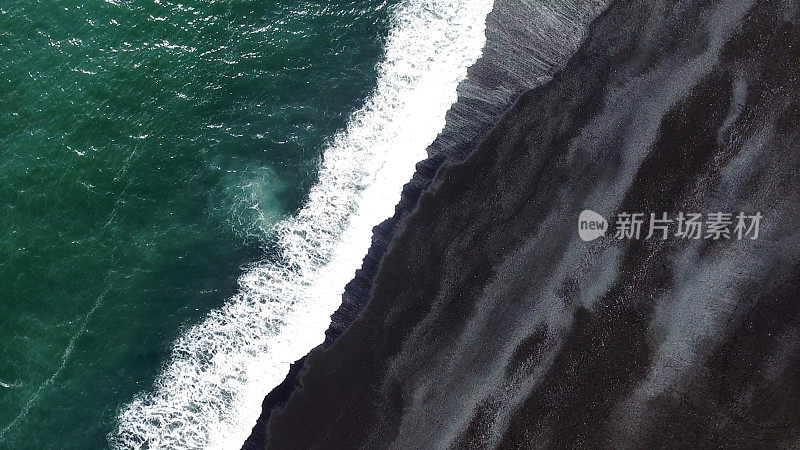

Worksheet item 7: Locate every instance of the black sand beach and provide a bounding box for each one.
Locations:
[246,0,799,447]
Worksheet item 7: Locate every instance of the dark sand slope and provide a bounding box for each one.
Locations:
[258,0,799,447]
[244,0,607,446]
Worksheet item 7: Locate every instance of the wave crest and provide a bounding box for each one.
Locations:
[111,0,493,447]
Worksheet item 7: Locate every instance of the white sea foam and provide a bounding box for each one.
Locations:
[111,0,493,447]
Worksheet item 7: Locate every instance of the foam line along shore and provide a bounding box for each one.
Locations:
[111,0,494,447]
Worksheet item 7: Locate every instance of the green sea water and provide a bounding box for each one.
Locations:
[0,0,393,447]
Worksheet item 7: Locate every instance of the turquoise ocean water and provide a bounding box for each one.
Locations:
[0,0,394,447]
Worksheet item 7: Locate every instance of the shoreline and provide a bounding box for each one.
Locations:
[242,0,608,446]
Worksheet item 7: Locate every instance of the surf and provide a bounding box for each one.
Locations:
[111,0,494,447]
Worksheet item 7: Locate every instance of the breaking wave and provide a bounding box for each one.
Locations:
[110,0,493,447]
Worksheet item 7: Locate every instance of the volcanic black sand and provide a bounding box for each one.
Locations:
[245,0,799,447]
